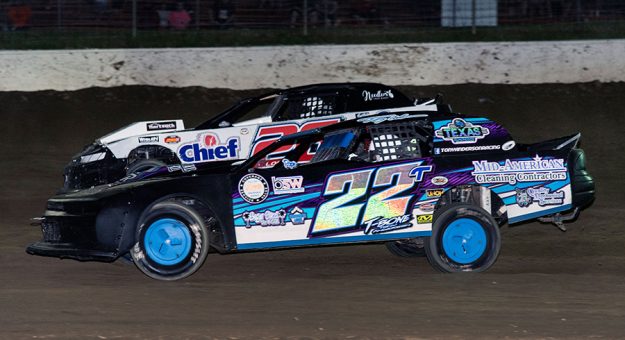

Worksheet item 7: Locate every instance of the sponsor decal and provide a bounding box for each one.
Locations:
[502,140,516,151]
[357,113,413,124]
[362,89,394,101]
[431,176,449,186]
[434,145,500,154]
[147,121,177,131]
[417,202,436,212]
[435,118,490,145]
[238,174,269,204]
[242,209,286,228]
[364,214,413,234]
[472,155,567,185]
[426,189,444,198]
[240,128,249,135]
[289,207,306,225]
[138,136,159,143]
[282,158,298,170]
[409,164,433,182]
[516,186,565,207]
[417,214,433,224]
[167,164,197,173]
[178,133,239,163]
[272,176,304,194]
[164,135,181,144]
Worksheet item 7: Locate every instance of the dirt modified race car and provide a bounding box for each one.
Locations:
[64,83,450,191]
[28,110,595,280]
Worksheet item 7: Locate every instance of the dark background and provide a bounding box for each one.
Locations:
[0,82,623,338]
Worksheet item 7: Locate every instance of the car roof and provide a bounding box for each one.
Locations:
[196,82,414,129]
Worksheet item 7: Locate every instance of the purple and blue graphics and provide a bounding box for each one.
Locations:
[231,152,572,250]
[232,160,435,249]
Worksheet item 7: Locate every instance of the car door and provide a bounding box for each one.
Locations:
[230,122,436,251]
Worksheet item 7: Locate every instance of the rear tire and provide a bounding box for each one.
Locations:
[130,200,209,281]
[425,203,501,273]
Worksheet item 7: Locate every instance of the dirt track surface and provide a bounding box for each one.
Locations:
[1,83,624,339]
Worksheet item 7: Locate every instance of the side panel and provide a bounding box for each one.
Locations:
[231,159,435,250]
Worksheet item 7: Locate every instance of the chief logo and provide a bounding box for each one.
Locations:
[178,133,239,163]
[435,118,490,145]
[239,174,269,204]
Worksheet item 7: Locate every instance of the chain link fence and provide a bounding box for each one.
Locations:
[1,0,624,47]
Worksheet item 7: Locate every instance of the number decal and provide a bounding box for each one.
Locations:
[312,169,374,234]
[250,118,341,159]
[310,161,433,236]
[362,163,419,223]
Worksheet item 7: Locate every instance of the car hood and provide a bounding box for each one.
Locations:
[98,119,185,144]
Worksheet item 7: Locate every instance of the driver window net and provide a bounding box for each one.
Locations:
[368,123,423,161]
[285,95,336,119]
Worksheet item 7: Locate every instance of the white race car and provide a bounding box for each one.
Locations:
[63,83,450,190]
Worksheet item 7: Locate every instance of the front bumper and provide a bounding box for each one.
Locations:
[26,242,118,262]
[27,209,119,262]
[63,145,126,191]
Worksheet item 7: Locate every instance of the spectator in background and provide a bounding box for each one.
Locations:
[320,0,338,27]
[213,0,235,29]
[7,0,32,30]
[157,3,172,29]
[289,0,320,28]
[169,2,191,30]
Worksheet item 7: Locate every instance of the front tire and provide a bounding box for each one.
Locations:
[425,204,501,273]
[130,200,209,281]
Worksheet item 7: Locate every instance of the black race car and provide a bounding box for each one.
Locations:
[28,111,594,281]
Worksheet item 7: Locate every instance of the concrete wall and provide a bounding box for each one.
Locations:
[1,40,625,91]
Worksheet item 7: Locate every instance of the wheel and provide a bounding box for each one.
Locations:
[130,200,210,281]
[424,203,501,273]
[126,159,166,175]
[385,239,425,257]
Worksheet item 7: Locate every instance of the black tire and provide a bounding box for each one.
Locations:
[424,203,501,273]
[385,239,426,257]
[126,159,166,175]
[130,200,210,281]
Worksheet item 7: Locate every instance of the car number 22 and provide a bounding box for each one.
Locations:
[310,161,433,236]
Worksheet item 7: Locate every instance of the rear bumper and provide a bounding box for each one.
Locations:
[568,148,595,209]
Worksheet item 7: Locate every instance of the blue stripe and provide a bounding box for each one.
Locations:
[236,231,432,250]
[509,204,573,224]
[233,192,321,215]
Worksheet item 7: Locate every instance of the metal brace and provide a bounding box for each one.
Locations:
[538,207,579,232]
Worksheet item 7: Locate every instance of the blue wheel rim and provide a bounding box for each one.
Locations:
[442,218,487,264]
[144,218,192,266]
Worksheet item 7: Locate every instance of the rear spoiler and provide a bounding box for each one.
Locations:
[523,133,581,153]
